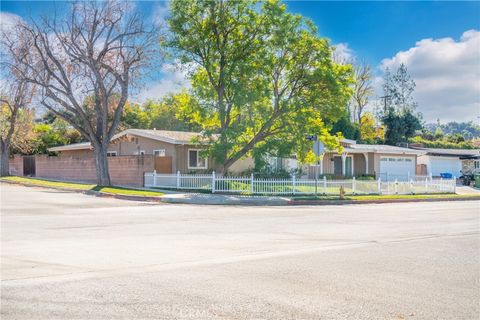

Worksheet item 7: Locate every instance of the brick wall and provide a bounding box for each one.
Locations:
[35,155,155,186]
[9,155,23,176]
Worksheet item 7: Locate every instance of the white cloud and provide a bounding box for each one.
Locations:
[135,62,190,102]
[333,42,355,64]
[0,12,24,34]
[379,29,480,123]
[151,1,170,28]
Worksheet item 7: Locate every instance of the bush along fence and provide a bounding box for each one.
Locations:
[144,171,456,195]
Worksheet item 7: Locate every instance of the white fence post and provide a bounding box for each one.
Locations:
[407,171,410,181]
[153,170,157,188]
[395,179,398,194]
[410,179,414,194]
[377,178,382,194]
[352,176,356,195]
[292,175,296,195]
[453,176,456,194]
[250,173,254,194]
[323,176,327,193]
[212,171,216,193]
[176,171,180,189]
[425,177,428,193]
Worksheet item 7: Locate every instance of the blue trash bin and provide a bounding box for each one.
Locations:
[440,173,452,179]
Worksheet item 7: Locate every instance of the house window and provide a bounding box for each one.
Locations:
[405,158,413,162]
[133,150,145,155]
[154,149,166,157]
[475,160,480,169]
[106,151,117,157]
[188,149,207,169]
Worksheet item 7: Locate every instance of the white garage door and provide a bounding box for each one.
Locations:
[379,156,415,181]
[430,157,461,177]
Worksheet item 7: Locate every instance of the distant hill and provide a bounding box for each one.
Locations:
[425,121,480,139]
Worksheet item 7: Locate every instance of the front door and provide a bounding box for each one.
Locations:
[333,156,352,176]
[333,157,342,175]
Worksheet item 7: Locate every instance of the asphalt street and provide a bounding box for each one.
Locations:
[1,183,479,319]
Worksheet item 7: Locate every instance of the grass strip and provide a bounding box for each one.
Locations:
[1,176,95,190]
[1,176,164,197]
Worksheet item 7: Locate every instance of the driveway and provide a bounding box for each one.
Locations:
[1,183,479,319]
[456,185,480,194]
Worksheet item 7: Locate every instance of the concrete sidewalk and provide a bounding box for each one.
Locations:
[160,192,290,205]
[455,186,480,195]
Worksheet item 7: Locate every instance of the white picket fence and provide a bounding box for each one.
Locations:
[144,171,456,195]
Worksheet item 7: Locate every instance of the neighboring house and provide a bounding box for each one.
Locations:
[410,147,480,177]
[461,154,480,174]
[48,129,253,174]
[274,139,425,180]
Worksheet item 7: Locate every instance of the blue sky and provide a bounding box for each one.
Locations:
[1,1,479,122]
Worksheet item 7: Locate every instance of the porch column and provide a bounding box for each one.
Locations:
[341,152,347,176]
[363,153,369,175]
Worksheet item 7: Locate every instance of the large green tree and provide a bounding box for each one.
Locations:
[169,0,352,173]
[120,92,202,132]
[382,108,422,145]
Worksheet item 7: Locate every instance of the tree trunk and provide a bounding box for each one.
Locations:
[0,140,10,177]
[93,145,111,186]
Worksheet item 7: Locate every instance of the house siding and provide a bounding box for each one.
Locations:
[174,144,214,173]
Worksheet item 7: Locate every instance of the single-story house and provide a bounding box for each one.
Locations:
[276,139,426,180]
[48,129,253,174]
[410,147,480,177]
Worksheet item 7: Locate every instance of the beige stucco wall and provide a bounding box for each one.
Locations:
[228,157,254,174]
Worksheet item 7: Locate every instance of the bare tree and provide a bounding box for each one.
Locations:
[6,1,157,185]
[351,61,374,123]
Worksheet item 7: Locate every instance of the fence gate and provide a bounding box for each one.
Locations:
[154,156,173,173]
[23,155,36,176]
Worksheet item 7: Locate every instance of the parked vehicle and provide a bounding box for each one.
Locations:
[459,171,474,186]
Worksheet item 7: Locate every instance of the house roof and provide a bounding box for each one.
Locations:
[48,129,211,152]
[48,142,93,152]
[409,147,480,157]
[111,129,212,145]
[340,143,426,155]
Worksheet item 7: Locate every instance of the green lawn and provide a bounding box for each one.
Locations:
[91,186,165,197]
[1,176,164,197]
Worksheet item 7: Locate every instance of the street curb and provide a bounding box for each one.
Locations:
[287,196,480,206]
[2,179,479,206]
[0,180,164,203]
